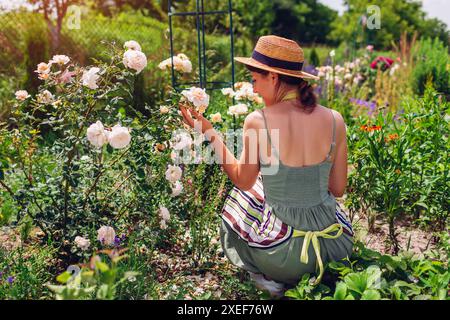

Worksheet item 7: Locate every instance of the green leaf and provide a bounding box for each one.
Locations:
[95,261,110,272]
[333,282,348,300]
[56,271,72,284]
[361,289,381,300]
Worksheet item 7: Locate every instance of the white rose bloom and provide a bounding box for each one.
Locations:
[171,56,184,71]
[165,165,182,183]
[159,206,171,221]
[97,226,116,246]
[160,105,170,114]
[15,90,30,101]
[254,96,264,104]
[181,59,192,73]
[74,236,91,251]
[210,112,223,123]
[228,103,248,116]
[37,90,54,104]
[82,67,101,90]
[87,121,108,148]
[124,40,142,52]
[123,49,147,74]
[35,62,51,74]
[181,87,209,113]
[171,181,183,197]
[108,124,132,149]
[171,132,193,150]
[221,88,235,97]
[158,58,171,70]
[177,53,189,61]
[50,55,70,65]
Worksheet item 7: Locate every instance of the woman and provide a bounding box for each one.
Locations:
[179,35,354,297]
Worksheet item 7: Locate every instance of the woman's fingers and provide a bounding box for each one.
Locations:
[179,104,194,127]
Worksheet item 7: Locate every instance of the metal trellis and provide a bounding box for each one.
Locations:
[168,0,236,92]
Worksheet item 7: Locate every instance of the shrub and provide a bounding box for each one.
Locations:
[412,38,450,96]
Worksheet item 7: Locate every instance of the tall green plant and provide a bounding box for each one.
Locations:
[412,38,450,96]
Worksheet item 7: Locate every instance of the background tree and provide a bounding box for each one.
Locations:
[28,0,83,50]
[329,0,449,50]
[270,0,337,45]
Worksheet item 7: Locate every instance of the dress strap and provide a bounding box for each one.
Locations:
[258,109,279,159]
[325,109,336,162]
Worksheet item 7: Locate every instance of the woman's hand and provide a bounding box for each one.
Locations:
[179,103,213,134]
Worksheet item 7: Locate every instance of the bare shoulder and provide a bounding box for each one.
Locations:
[243,109,264,129]
[317,105,347,140]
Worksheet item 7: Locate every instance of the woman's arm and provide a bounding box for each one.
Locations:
[179,105,260,191]
[328,110,348,197]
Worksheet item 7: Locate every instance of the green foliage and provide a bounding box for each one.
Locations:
[286,241,449,300]
[346,85,449,251]
[309,48,320,67]
[329,0,450,50]
[412,38,450,96]
[0,245,56,299]
[47,249,140,300]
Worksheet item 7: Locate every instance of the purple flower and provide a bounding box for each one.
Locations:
[7,276,14,285]
[303,64,318,75]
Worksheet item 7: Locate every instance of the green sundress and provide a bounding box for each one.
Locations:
[220,107,354,286]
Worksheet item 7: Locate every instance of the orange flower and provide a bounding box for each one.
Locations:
[395,169,401,174]
[360,125,382,132]
[385,133,399,142]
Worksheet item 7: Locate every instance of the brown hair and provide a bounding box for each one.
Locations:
[246,65,317,114]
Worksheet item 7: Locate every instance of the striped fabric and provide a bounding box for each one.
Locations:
[222,174,353,249]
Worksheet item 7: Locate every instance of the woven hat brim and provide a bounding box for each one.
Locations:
[234,57,320,81]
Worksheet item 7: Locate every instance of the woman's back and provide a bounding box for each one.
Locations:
[257,102,337,167]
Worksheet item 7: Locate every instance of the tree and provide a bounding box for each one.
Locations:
[270,0,337,45]
[28,0,82,50]
[329,0,449,50]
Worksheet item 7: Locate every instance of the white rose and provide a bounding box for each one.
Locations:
[82,67,101,90]
[221,88,235,98]
[160,105,170,114]
[181,59,192,73]
[108,124,132,149]
[97,226,116,246]
[170,132,193,150]
[74,236,91,251]
[227,103,248,116]
[165,165,182,183]
[171,181,183,197]
[181,87,209,113]
[254,96,264,104]
[158,58,171,70]
[87,121,108,148]
[124,40,142,52]
[37,90,54,104]
[171,56,184,71]
[50,55,70,65]
[177,53,189,61]
[210,112,223,123]
[15,90,30,101]
[175,54,192,73]
[35,62,51,74]
[159,206,171,221]
[123,49,147,74]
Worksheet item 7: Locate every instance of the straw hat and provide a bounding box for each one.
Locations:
[235,35,319,80]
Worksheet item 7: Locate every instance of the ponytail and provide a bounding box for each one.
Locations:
[297,79,317,113]
[245,64,317,113]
